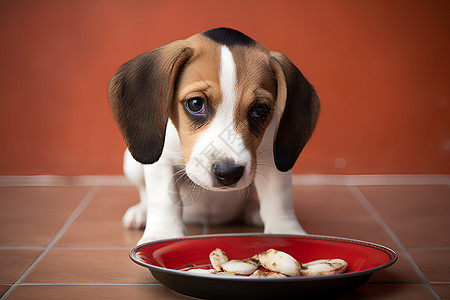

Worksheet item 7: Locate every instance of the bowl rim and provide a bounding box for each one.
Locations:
[129,233,398,282]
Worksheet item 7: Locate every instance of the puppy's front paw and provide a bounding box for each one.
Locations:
[122,204,146,230]
[264,221,307,235]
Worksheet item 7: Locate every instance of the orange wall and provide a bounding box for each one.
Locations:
[0,0,449,175]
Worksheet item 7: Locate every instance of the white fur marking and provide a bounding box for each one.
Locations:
[220,46,237,111]
[184,45,253,190]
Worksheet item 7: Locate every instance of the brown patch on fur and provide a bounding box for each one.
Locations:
[269,51,320,171]
[170,34,278,169]
[170,34,223,164]
[109,28,319,172]
[108,40,193,165]
[231,46,277,171]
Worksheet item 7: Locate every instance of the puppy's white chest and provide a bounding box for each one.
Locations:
[162,123,250,225]
[176,176,250,225]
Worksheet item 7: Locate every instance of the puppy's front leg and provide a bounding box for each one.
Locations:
[255,168,306,235]
[138,162,184,244]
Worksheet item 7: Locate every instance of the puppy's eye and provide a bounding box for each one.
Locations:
[248,103,271,135]
[185,97,206,114]
[249,103,271,120]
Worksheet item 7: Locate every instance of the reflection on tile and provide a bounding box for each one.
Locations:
[77,186,139,221]
[0,187,89,247]
[359,186,450,221]
[0,183,448,300]
[0,250,41,284]
[336,283,434,300]
[432,284,450,300]
[206,224,263,235]
[56,220,141,248]
[293,186,373,222]
[0,219,64,247]
[23,249,155,284]
[0,285,11,298]
[302,221,396,247]
[0,187,89,220]
[8,285,189,300]
[359,186,450,248]
[386,219,450,248]
[185,224,204,236]
[303,222,420,283]
[57,220,204,248]
[369,250,421,283]
[409,249,450,282]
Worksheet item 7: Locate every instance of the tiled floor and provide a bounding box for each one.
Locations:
[0,181,449,299]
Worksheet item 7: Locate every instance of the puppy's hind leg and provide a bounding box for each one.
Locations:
[122,149,147,230]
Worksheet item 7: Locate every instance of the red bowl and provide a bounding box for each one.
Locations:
[130,234,397,299]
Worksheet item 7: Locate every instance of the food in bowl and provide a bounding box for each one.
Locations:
[186,248,348,278]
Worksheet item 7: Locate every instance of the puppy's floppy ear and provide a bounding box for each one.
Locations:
[108,41,193,164]
[270,51,320,172]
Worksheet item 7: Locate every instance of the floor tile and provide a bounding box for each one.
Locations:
[0,187,89,247]
[386,219,450,248]
[302,220,396,248]
[185,224,204,236]
[336,283,434,299]
[409,249,450,282]
[293,186,374,223]
[1,184,448,300]
[23,249,155,284]
[56,220,204,248]
[77,186,139,221]
[55,220,141,248]
[359,186,450,248]
[9,283,435,300]
[206,223,263,234]
[359,186,450,221]
[0,219,66,247]
[432,284,450,299]
[0,250,41,284]
[7,284,189,300]
[0,187,90,220]
[368,250,422,283]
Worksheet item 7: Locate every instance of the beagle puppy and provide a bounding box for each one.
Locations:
[108,28,320,244]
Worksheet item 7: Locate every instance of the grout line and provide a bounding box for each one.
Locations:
[292,174,450,186]
[0,187,100,300]
[51,247,131,251]
[18,283,162,286]
[1,174,449,187]
[0,247,134,251]
[349,186,442,300]
[0,247,45,251]
[0,175,131,187]
[407,247,450,251]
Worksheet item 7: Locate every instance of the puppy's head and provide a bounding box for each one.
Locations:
[108,28,320,191]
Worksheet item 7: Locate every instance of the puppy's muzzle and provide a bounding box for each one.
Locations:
[212,160,244,187]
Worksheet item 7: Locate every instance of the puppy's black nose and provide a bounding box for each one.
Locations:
[212,160,244,186]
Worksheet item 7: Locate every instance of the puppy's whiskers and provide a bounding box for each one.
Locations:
[256,148,272,157]
[255,170,270,182]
